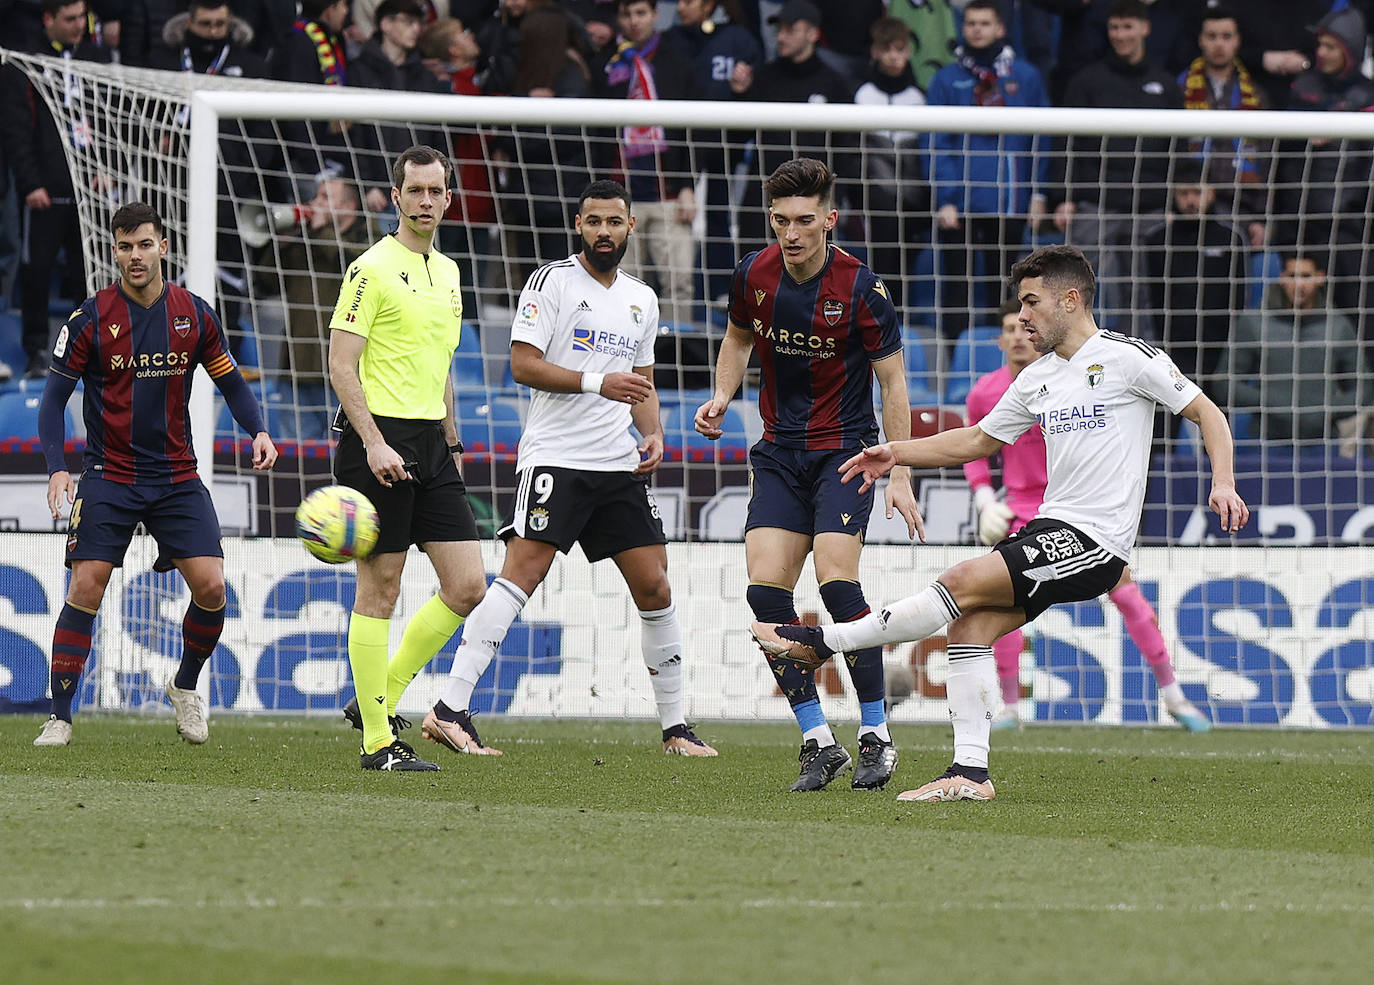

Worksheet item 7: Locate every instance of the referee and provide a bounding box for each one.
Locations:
[328,145,488,771]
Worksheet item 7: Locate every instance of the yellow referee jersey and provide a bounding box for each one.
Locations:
[329,234,463,421]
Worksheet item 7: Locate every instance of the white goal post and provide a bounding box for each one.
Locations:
[4,48,1374,729]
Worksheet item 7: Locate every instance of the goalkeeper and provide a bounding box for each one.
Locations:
[964,299,1210,733]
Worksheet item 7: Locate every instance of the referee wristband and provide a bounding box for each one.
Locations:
[448,441,464,454]
[580,371,605,396]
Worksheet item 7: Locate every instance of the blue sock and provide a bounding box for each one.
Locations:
[860,699,886,729]
[793,698,827,735]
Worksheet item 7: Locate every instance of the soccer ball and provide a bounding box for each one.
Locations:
[295,485,380,564]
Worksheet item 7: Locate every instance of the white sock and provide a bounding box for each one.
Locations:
[640,603,686,730]
[440,577,528,711]
[826,583,961,653]
[802,723,836,747]
[1160,682,1186,708]
[859,722,891,743]
[946,644,997,769]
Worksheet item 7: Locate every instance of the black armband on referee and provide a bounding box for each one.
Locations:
[448,441,464,454]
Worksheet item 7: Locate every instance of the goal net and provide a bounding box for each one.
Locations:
[2,47,1372,729]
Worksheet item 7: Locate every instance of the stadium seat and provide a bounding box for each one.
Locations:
[456,396,521,454]
[911,406,963,439]
[662,400,748,462]
[215,379,276,438]
[902,325,938,406]
[0,389,72,440]
[0,308,25,376]
[943,326,1003,404]
[452,322,484,389]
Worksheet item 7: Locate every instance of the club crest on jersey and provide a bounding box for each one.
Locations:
[172,316,191,338]
[630,304,644,327]
[451,290,461,317]
[823,299,844,326]
[572,326,595,351]
[754,289,766,306]
[1086,363,1105,389]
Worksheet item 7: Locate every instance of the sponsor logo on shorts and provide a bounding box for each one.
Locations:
[528,507,549,532]
[840,512,851,525]
[1022,544,1040,562]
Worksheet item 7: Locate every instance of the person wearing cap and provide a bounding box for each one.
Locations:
[349,0,452,213]
[728,0,854,252]
[1273,5,1374,324]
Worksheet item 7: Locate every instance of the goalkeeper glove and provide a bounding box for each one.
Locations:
[973,486,1015,546]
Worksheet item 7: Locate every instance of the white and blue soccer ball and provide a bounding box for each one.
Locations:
[294,485,379,564]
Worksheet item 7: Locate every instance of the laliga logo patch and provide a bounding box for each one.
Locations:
[572,326,594,352]
[528,507,550,532]
[1086,363,1105,389]
[823,299,844,326]
[173,316,192,338]
[520,300,539,321]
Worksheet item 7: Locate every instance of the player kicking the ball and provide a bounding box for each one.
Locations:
[967,299,1211,732]
[423,180,717,758]
[753,245,1249,801]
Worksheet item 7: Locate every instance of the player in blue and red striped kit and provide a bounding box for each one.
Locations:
[694,158,921,792]
[32,202,278,749]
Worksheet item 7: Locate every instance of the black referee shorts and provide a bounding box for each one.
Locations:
[335,416,479,555]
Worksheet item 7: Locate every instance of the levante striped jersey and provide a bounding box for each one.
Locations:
[728,244,901,450]
[49,282,239,484]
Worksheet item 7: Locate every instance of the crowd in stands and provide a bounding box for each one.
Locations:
[1,0,1373,460]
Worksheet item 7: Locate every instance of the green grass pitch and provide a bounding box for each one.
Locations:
[2,715,1371,985]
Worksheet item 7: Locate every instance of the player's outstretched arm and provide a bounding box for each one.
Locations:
[1180,393,1250,534]
[694,321,753,439]
[840,426,1004,492]
[510,341,652,403]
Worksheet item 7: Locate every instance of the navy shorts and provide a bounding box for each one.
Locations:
[994,517,1126,621]
[498,466,666,563]
[65,474,223,569]
[744,440,874,538]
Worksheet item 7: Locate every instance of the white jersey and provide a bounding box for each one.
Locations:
[509,256,660,472]
[977,330,1201,561]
